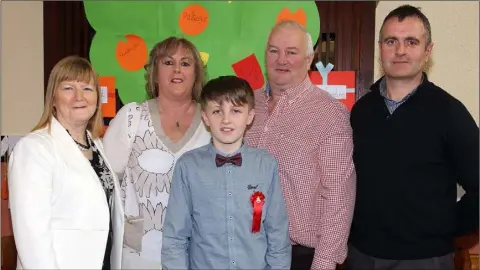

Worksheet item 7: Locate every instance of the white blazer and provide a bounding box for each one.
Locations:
[8,118,124,269]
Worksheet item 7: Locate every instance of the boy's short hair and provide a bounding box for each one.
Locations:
[200,76,255,110]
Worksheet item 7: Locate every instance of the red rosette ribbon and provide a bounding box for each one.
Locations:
[250,191,265,233]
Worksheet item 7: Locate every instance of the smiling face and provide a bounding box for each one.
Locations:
[53,79,98,127]
[265,26,314,91]
[202,100,254,154]
[156,46,196,100]
[379,16,433,80]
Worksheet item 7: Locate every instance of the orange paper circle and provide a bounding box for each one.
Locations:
[116,34,148,71]
[276,8,307,27]
[179,4,209,36]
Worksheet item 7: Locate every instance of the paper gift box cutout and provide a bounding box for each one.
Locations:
[308,61,356,111]
[1,162,13,237]
[99,76,117,118]
[100,126,108,138]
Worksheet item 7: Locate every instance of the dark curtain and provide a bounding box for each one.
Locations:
[43,1,94,93]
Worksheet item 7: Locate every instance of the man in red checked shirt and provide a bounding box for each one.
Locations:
[245,20,356,270]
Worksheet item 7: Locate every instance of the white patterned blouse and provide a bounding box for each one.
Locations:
[102,99,211,269]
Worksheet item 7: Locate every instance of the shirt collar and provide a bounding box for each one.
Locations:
[263,76,313,103]
[379,73,424,103]
[207,140,247,158]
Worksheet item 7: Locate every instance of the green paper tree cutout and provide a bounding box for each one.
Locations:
[84,1,320,104]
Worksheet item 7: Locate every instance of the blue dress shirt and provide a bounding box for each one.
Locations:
[161,142,291,269]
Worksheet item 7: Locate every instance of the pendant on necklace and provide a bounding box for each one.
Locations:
[175,121,180,128]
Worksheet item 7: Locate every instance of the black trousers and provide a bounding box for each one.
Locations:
[345,244,455,270]
[291,245,315,270]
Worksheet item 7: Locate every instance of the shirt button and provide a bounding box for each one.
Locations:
[228,192,232,196]
[229,216,233,220]
[227,170,231,174]
[232,261,236,265]
[230,237,234,241]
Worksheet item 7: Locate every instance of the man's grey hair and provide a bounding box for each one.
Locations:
[269,20,314,56]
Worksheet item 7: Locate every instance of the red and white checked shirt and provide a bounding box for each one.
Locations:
[245,76,356,269]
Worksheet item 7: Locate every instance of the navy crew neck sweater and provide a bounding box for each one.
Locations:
[349,74,479,260]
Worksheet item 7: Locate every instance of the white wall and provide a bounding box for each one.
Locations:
[1,1,44,135]
[375,1,479,124]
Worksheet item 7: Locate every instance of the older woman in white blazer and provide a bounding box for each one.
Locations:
[8,56,124,269]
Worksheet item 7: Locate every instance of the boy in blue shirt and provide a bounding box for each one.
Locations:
[162,76,291,269]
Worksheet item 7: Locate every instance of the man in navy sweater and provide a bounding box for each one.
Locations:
[346,5,479,270]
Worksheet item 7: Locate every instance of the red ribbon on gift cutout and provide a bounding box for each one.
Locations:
[250,191,265,233]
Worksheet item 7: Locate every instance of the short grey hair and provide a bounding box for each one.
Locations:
[269,20,314,56]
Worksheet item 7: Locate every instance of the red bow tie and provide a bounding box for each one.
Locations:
[215,153,242,167]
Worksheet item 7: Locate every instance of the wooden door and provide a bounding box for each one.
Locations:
[312,1,377,100]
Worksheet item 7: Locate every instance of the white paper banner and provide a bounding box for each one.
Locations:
[101,86,108,104]
[317,85,347,99]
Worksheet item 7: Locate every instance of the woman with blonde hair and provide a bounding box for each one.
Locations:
[8,56,123,269]
[102,37,211,269]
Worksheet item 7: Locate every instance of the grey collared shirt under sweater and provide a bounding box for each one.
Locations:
[379,75,423,114]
